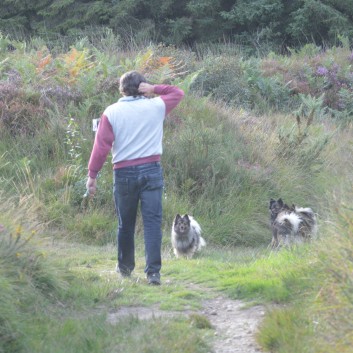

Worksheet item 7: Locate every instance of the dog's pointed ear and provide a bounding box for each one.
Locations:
[184,214,190,221]
[270,199,276,208]
[174,214,181,223]
[278,198,283,207]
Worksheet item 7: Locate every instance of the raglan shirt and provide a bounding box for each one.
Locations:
[88,85,184,178]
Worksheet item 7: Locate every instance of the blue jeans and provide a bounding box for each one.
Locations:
[113,162,163,275]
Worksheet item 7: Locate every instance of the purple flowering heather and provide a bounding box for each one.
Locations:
[331,63,339,72]
[316,66,328,76]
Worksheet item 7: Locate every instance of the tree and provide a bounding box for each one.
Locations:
[1,0,353,49]
[288,0,353,45]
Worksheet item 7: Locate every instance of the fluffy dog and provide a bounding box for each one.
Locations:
[269,198,317,248]
[171,214,206,258]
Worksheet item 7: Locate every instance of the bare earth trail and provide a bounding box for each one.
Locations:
[107,287,265,353]
[201,296,265,353]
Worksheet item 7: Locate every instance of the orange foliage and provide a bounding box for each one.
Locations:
[159,57,172,65]
[35,50,53,74]
[59,48,95,83]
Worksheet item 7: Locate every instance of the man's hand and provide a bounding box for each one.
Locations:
[86,176,97,196]
[138,82,155,96]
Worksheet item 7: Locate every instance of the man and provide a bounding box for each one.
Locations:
[86,71,184,285]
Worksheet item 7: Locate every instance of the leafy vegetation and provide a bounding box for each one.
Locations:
[1,0,353,51]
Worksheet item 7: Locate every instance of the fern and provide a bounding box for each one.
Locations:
[277,93,329,165]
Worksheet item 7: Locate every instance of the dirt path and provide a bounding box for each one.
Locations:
[107,293,265,353]
[202,296,265,353]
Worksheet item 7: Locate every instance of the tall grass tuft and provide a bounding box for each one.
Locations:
[257,305,314,353]
[314,204,353,352]
[0,195,68,353]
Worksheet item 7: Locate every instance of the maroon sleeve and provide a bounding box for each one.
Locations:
[153,84,184,115]
[88,114,114,178]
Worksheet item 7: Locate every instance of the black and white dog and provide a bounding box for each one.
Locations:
[269,198,317,248]
[171,214,206,258]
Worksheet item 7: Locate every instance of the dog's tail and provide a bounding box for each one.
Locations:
[294,206,314,216]
[277,212,302,234]
[295,206,318,237]
[189,216,202,235]
[198,236,206,250]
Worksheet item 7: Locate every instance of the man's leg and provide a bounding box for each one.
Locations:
[114,172,139,276]
[140,167,163,280]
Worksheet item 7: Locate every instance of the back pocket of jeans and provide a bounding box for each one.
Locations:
[115,177,129,196]
[146,171,163,191]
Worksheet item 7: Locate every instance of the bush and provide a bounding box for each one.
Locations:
[191,54,292,112]
[191,55,253,109]
[0,81,48,136]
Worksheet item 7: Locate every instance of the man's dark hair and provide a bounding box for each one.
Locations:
[119,71,147,96]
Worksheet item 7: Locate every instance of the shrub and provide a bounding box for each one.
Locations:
[276,93,330,168]
[191,54,292,112]
[190,55,253,109]
[0,81,48,136]
[261,45,353,115]
[329,87,353,124]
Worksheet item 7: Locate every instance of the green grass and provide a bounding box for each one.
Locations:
[0,211,315,353]
[17,309,212,353]
[44,235,314,310]
[257,304,315,353]
[164,245,314,303]
[0,187,335,353]
[0,222,215,353]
